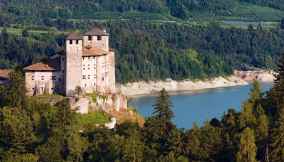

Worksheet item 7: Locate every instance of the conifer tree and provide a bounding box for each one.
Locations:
[255,105,269,141]
[249,80,261,102]
[143,89,177,157]
[239,101,257,128]
[268,54,284,109]
[152,88,173,124]
[269,104,284,162]
[236,128,258,162]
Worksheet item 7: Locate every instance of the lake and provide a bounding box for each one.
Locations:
[129,83,273,129]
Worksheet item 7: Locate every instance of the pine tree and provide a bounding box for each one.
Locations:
[269,104,284,162]
[152,88,173,124]
[255,105,269,141]
[249,80,261,102]
[268,54,284,109]
[239,101,257,129]
[143,89,177,157]
[236,128,258,162]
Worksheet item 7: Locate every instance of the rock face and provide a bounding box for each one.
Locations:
[93,93,128,112]
[105,117,117,129]
[71,93,128,114]
[71,98,89,114]
[119,70,275,97]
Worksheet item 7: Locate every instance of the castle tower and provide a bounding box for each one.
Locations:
[83,27,109,51]
[82,27,115,93]
[65,33,83,96]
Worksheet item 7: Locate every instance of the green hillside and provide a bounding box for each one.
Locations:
[0,0,284,83]
[1,0,284,26]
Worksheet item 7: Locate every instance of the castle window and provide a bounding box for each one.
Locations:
[69,40,73,44]
[41,76,44,80]
[76,40,79,44]
[88,36,92,41]
[83,75,86,79]
[32,75,34,80]
[88,75,90,79]
[97,36,102,41]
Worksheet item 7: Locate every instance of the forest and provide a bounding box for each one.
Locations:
[0,21,284,83]
[1,53,284,162]
[0,0,283,83]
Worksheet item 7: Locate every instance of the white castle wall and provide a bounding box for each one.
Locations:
[66,39,83,96]
[81,56,97,93]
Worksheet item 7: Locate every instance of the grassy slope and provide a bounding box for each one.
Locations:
[232,3,284,21]
[76,112,110,126]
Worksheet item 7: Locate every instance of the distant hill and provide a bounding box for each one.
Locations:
[1,0,284,25]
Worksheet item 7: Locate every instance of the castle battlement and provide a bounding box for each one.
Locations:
[24,27,116,96]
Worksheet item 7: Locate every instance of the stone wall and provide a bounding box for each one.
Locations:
[66,39,83,96]
[71,93,128,114]
[108,51,116,93]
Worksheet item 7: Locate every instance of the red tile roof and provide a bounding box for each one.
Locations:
[0,69,11,79]
[83,47,108,57]
[24,63,56,71]
[85,27,109,36]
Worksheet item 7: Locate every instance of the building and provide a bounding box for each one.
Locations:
[24,27,116,96]
[0,69,11,85]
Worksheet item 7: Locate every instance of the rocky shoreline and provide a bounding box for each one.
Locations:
[118,70,275,97]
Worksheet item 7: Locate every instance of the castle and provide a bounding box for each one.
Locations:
[24,27,116,96]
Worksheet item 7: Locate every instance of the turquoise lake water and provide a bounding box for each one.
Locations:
[129,83,273,129]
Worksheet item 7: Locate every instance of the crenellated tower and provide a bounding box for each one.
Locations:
[65,33,83,96]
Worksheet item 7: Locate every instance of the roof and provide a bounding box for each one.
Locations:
[24,63,57,71]
[67,32,82,40]
[0,69,11,79]
[84,27,109,36]
[83,47,108,57]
